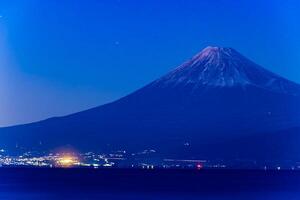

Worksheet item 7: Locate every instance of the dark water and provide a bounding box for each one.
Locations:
[0,168,300,199]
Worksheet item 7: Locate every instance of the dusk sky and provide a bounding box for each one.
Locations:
[0,0,300,126]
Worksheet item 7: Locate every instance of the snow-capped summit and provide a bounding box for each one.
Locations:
[153,46,300,95]
[191,46,238,63]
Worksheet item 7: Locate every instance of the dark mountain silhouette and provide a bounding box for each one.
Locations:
[1,46,300,161]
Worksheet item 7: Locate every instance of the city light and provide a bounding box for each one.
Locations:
[56,155,79,167]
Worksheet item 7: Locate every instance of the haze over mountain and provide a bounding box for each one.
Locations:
[1,46,300,161]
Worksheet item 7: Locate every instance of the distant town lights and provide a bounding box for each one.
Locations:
[56,155,79,167]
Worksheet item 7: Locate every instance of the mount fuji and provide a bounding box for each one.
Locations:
[1,46,300,161]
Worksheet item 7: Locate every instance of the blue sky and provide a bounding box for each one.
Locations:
[0,0,300,126]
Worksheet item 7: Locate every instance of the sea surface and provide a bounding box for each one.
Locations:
[0,168,299,199]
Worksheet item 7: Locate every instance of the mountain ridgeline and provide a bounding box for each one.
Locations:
[1,47,300,161]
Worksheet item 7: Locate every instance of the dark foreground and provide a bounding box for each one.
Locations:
[0,168,300,199]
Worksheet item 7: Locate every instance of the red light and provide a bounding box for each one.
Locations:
[196,164,203,170]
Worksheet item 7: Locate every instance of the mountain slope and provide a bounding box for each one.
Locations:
[1,46,300,161]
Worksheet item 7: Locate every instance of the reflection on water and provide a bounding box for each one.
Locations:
[0,168,299,200]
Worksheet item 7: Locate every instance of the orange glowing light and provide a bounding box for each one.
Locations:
[56,155,79,167]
